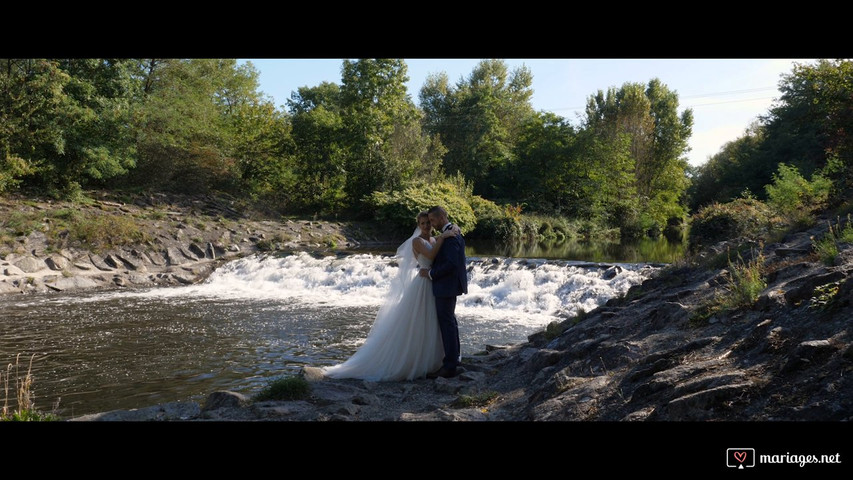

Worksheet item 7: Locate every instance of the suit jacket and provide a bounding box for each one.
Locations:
[430,229,468,297]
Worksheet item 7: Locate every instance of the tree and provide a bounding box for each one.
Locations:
[507,111,576,211]
[0,59,68,193]
[420,59,534,197]
[581,79,692,234]
[332,58,448,215]
[288,82,348,213]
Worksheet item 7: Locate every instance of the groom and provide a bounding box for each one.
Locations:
[419,206,467,379]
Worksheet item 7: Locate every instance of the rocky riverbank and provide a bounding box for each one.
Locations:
[0,192,393,296]
[67,214,853,421]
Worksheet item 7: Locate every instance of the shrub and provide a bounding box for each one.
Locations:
[765,163,832,215]
[689,198,776,249]
[368,181,477,235]
[813,216,853,266]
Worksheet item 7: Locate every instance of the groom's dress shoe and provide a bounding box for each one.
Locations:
[427,367,458,379]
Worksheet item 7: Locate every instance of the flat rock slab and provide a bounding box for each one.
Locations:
[70,401,201,421]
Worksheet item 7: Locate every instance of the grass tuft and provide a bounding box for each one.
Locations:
[1,354,59,421]
[253,376,311,402]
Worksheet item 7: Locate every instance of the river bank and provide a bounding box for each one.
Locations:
[68,214,853,421]
[0,192,394,297]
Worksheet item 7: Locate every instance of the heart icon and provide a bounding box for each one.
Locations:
[734,451,747,463]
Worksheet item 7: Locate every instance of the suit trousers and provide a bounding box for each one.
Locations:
[435,295,460,370]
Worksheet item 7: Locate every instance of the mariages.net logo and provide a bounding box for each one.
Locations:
[727,448,843,469]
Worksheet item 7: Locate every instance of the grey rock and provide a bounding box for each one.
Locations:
[12,255,45,273]
[433,377,464,394]
[203,391,251,412]
[189,243,207,259]
[69,401,201,421]
[73,262,92,271]
[784,271,846,305]
[45,255,68,271]
[179,246,199,262]
[113,276,126,287]
[775,247,810,257]
[458,371,486,383]
[104,254,122,269]
[146,251,167,267]
[666,383,752,420]
[602,265,622,280]
[114,252,145,271]
[50,276,101,292]
[333,404,360,416]
[3,264,25,276]
[206,242,216,259]
[527,349,563,372]
[165,247,187,265]
[352,394,380,406]
[89,254,114,271]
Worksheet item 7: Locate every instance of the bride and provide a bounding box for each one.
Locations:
[322,212,461,381]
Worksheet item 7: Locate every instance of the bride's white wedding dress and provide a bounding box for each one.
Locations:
[322,231,443,381]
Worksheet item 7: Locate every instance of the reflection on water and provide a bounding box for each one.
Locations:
[466,236,686,264]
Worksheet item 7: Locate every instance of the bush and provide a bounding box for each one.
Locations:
[368,181,477,235]
[765,163,832,215]
[689,198,777,249]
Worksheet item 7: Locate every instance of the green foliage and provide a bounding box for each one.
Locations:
[690,60,853,211]
[368,177,478,235]
[420,59,535,197]
[765,163,832,216]
[691,250,766,325]
[813,216,853,266]
[724,251,767,309]
[689,198,777,249]
[253,376,311,402]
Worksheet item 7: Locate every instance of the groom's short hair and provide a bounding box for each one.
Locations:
[427,206,447,218]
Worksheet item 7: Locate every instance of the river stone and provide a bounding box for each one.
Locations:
[179,246,199,261]
[45,255,68,271]
[3,264,25,276]
[89,254,114,271]
[189,243,206,259]
[49,276,102,292]
[12,255,45,273]
[165,247,187,265]
[146,250,167,266]
[114,252,145,271]
[104,254,122,269]
[202,391,251,412]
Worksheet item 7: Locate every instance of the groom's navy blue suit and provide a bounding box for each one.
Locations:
[429,224,468,371]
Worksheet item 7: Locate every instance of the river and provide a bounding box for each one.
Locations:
[0,237,683,418]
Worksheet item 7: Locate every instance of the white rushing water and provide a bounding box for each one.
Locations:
[79,252,658,327]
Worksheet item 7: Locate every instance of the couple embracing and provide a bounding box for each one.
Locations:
[323,206,468,381]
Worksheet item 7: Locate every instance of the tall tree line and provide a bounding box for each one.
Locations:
[2,58,697,238]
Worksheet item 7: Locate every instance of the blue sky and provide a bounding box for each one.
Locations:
[239,58,816,167]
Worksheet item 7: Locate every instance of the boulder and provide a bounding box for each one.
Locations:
[45,255,68,271]
[12,255,45,273]
[89,254,114,271]
[202,391,251,412]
